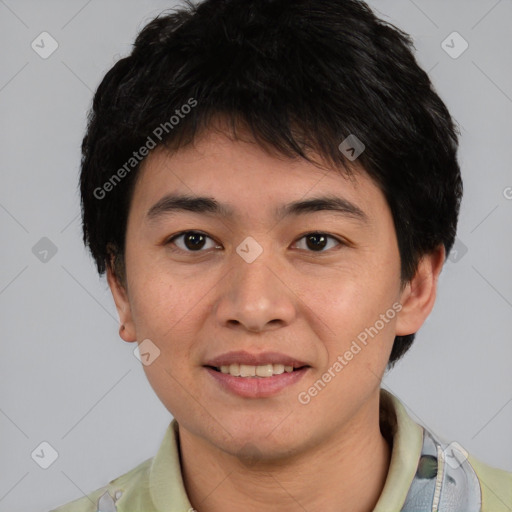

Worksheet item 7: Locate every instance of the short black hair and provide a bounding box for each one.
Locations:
[80,0,462,368]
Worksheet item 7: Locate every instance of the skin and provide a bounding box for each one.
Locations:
[107,123,445,512]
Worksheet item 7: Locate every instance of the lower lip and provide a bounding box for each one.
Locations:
[204,366,309,398]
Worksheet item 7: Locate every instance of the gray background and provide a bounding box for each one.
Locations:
[0,1,511,511]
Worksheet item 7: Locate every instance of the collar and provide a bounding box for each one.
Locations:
[148,418,193,511]
[373,388,425,510]
[376,389,481,512]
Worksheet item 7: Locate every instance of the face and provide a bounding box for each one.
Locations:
[108,126,439,461]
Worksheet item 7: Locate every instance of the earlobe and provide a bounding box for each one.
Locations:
[106,261,137,343]
[395,245,446,336]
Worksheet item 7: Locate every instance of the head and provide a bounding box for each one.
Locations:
[80,0,461,458]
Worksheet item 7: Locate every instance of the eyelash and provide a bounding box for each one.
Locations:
[165,230,346,254]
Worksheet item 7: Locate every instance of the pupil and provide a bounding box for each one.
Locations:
[307,233,327,251]
[185,232,205,250]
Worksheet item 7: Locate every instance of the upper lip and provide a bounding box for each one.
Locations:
[204,351,310,368]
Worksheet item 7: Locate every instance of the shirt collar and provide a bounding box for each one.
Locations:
[373,388,425,511]
[149,419,193,511]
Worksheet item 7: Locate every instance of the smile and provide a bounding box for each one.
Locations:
[204,365,310,398]
[211,363,304,378]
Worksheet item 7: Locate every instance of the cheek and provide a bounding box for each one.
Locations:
[130,275,203,414]
[140,358,192,421]
[307,265,399,364]
[127,267,189,337]
[311,264,397,322]
[126,267,214,375]
[323,296,397,361]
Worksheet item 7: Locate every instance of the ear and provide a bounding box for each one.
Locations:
[106,256,137,343]
[395,244,446,336]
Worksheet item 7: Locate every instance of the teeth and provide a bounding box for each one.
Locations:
[228,363,240,376]
[273,364,285,375]
[218,363,298,377]
[240,364,256,377]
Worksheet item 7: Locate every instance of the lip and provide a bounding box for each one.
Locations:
[205,366,310,398]
[203,350,310,368]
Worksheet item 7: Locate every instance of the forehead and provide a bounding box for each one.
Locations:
[129,128,387,225]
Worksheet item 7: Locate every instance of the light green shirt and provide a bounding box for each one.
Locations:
[50,389,512,511]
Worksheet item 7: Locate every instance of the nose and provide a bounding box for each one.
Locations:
[213,250,297,333]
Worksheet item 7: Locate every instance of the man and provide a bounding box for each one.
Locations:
[52,0,512,510]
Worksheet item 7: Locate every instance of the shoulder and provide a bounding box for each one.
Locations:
[468,453,512,512]
[50,420,186,512]
[383,390,512,511]
[403,428,512,512]
[49,456,154,512]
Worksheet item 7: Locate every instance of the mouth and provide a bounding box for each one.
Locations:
[203,364,311,398]
[205,363,310,378]
[202,351,311,397]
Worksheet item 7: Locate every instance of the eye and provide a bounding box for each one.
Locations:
[165,230,344,254]
[293,232,344,252]
[166,231,221,252]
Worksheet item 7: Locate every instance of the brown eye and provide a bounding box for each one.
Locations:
[294,232,343,252]
[167,231,219,252]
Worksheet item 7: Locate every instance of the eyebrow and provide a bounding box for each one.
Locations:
[146,193,368,223]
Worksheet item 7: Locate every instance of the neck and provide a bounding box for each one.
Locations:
[179,392,391,512]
